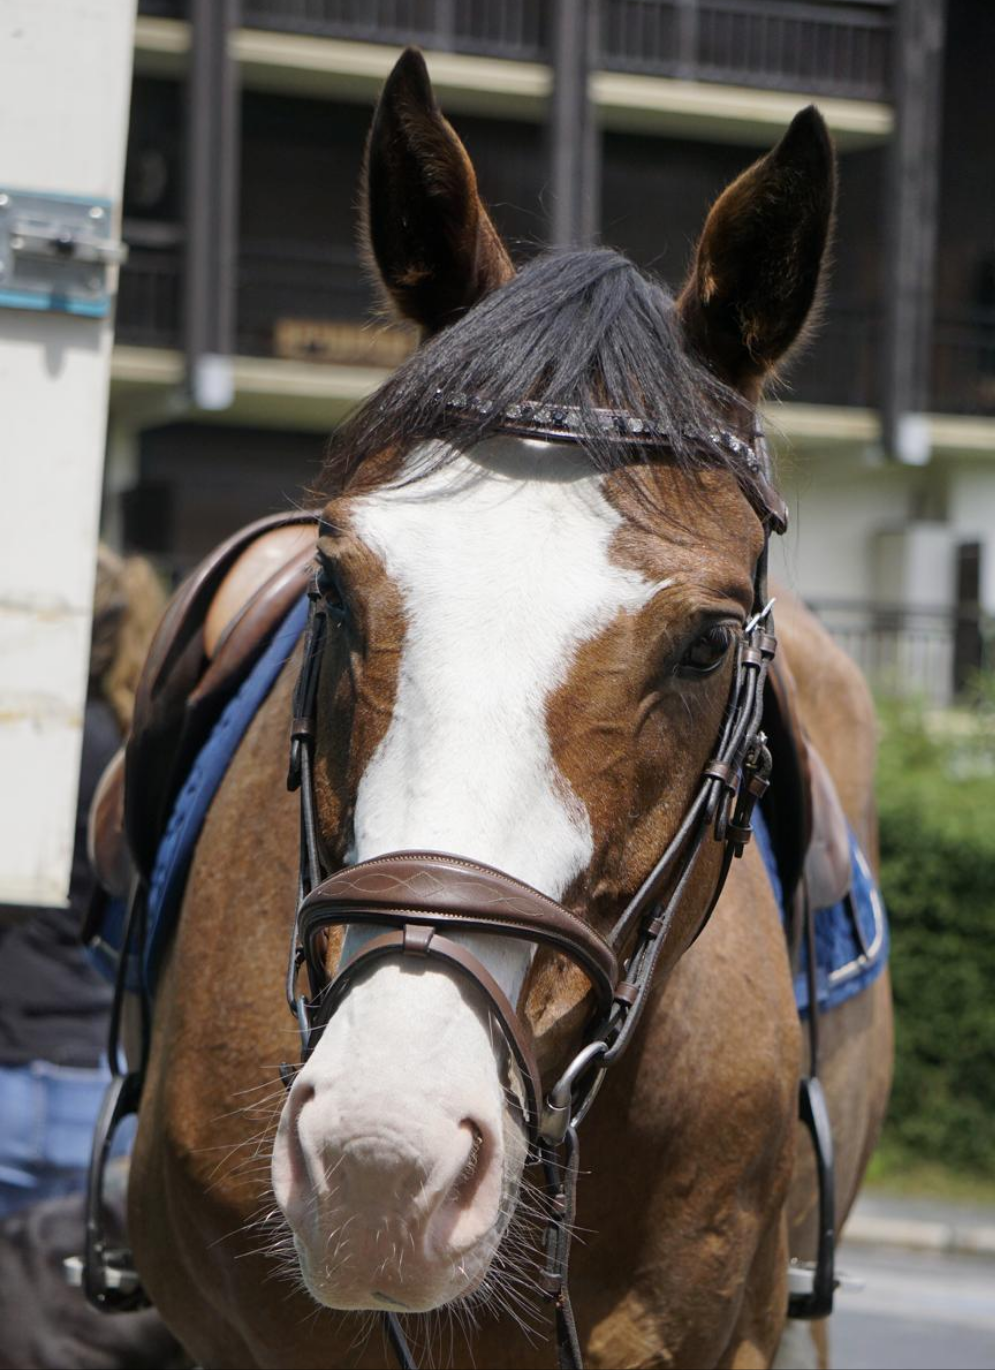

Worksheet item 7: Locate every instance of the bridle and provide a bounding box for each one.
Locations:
[280,406,790,1370]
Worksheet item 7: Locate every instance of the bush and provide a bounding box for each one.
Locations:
[875,696,995,1175]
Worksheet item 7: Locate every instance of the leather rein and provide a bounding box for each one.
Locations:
[279,412,789,1370]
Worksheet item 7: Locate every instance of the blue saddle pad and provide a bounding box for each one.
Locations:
[89,597,308,996]
[91,595,888,1015]
[753,808,888,1015]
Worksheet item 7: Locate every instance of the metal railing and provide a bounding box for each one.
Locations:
[601,0,893,100]
[785,302,881,409]
[116,239,183,349]
[116,237,888,411]
[931,310,995,417]
[121,243,995,427]
[137,0,185,17]
[809,600,993,707]
[240,0,550,61]
[236,240,375,357]
[239,0,893,100]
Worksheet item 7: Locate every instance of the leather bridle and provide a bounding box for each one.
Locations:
[280,412,789,1370]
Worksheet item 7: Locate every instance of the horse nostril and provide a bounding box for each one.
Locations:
[292,1080,316,1116]
[273,1081,319,1217]
[287,1079,316,1159]
[450,1120,487,1210]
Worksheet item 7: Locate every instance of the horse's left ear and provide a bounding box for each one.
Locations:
[362,47,515,335]
[678,106,836,395]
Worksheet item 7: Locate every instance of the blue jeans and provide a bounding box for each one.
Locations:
[0,1060,134,1219]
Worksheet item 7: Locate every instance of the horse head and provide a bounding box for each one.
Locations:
[271,47,834,1318]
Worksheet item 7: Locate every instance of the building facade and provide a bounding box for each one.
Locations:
[107,0,992,702]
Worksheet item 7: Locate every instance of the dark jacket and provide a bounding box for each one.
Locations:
[0,697,121,1068]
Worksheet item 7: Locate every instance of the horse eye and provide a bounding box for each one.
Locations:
[316,559,348,621]
[679,625,733,676]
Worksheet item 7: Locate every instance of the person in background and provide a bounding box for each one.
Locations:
[0,547,166,1216]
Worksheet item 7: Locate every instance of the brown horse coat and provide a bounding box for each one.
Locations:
[127,49,892,1370]
[127,583,891,1370]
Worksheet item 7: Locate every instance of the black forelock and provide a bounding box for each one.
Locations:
[320,248,764,502]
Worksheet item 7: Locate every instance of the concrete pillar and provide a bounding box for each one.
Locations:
[185,0,241,411]
[549,0,600,248]
[881,0,947,464]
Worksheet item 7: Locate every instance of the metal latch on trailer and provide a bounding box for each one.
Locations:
[0,188,128,318]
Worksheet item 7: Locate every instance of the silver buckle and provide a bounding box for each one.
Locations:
[539,1040,609,1144]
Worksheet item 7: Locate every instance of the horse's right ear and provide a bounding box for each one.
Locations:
[678,106,836,396]
[361,47,514,335]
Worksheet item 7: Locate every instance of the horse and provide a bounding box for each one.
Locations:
[125,48,893,1370]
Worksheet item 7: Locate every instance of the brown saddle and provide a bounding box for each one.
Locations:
[89,511,319,900]
[89,514,850,939]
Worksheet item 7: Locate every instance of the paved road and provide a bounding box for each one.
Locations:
[832,1243,995,1370]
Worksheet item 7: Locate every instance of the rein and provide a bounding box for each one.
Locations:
[279,419,791,1369]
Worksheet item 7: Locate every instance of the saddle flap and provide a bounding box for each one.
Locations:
[802,745,852,912]
[760,655,812,903]
[760,653,850,916]
[88,747,131,901]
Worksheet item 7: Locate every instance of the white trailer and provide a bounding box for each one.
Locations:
[0,0,137,908]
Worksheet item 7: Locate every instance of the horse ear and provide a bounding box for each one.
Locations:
[678,106,836,395]
[361,47,515,335]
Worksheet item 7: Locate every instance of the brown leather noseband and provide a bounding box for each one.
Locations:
[281,417,785,1370]
[298,851,621,1141]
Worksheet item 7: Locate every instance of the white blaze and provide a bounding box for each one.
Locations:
[275,437,664,1309]
[345,436,658,999]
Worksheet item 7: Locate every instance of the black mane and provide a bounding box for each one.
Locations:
[321,248,764,501]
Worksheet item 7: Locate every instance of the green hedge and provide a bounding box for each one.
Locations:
[875,698,995,1175]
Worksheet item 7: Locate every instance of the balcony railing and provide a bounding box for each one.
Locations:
[810,599,993,707]
[932,310,995,417]
[237,240,377,358]
[137,0,185,17]
[785,302,881,409]
[240,0,550,61]
[116,231,183,349]
[602,0,893,100]
[116,239,888,410]
[238,0,894,101]
[120,243,995,428]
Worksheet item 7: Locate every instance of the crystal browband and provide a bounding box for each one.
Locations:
[439,390,767,475]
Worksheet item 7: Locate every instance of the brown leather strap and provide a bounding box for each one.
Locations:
[312,926,544,1141]
[300,851,619,1011]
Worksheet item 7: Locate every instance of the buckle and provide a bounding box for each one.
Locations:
[539,1041,608,1144]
